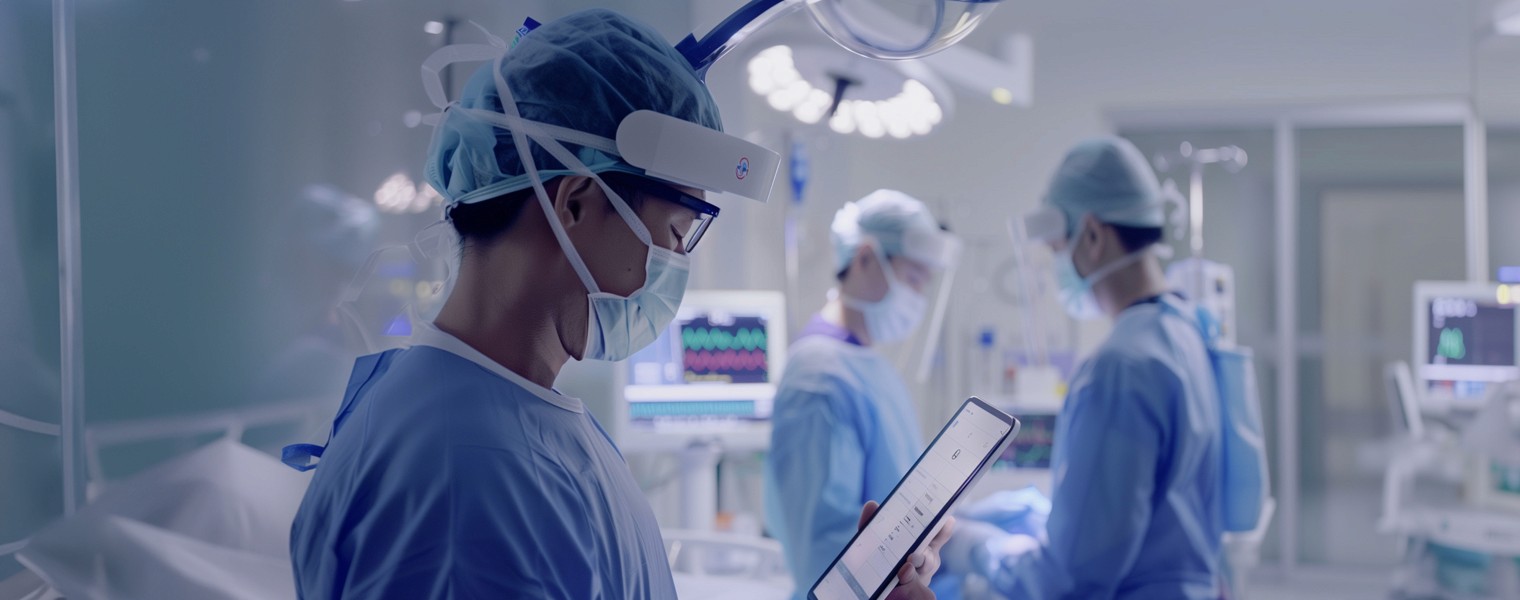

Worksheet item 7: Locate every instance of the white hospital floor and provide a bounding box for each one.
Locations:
[1237,483,1427,600]
[1247,565,1396,600]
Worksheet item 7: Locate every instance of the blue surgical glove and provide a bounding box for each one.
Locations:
[960,486,1052,538]
[942,520,1008,577]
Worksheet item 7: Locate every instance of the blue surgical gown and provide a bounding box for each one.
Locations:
[764,331,924,595]
[980,295,1223,599]
[288,323,676,599]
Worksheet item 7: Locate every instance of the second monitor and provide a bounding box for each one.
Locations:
[622,290,788,434]
[1414,281,1520,411]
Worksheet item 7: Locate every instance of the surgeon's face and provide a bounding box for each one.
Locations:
[848,243,935,303]
[567,176,704,297]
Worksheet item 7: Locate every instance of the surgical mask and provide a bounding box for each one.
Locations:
[1053,226,1149,321]
[437,43,691,362]
[842,243,928,344]
[582,239,690,362]
[1053,248,1103,321]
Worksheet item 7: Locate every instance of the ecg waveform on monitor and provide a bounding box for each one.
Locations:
[684,349,767,371]
[680,315,770,384]
[1000,414,1057,469]
[682,327,768,351]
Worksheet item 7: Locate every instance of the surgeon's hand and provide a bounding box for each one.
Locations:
[857,501,956,600]
[943,519,1043,581]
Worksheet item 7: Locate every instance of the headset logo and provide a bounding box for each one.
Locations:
[736,157,749,180]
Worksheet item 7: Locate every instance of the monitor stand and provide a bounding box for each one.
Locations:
[678,438,722,532]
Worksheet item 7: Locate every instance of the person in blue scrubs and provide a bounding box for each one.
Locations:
[766,190,960,595]
[945,137,1224,599]
[284,10,947,600]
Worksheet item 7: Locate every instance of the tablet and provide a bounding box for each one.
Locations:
[810,397,1020,600]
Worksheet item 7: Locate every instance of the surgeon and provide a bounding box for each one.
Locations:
[944,136,1224,599]
[284,9,946,599]
[765,190,960,595]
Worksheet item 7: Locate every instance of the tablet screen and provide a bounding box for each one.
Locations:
[812,398,1017,600]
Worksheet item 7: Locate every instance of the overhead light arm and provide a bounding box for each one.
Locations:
[827,75,858,117]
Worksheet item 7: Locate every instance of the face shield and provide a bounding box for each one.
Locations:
[907,234,960,382]
[1014,205,1068,247]
[977,216,1076,409]
[1005,212,1061,353]
[852,223,960,386]
[1002,187,1187,364]
[1018,168,1189,249]
[334,223,457,355]
[899,221,962,273]
[884,222,957,377]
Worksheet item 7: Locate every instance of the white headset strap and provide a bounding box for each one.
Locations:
[1082,245,1150,284]
[490,52,659,296]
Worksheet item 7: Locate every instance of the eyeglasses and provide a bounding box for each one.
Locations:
[607,174,720,253]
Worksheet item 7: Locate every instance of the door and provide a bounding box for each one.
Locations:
[1315,188,1464,565]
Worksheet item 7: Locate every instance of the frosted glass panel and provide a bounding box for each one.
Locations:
[0,0,63,579]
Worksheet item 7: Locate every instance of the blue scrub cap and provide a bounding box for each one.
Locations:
[831,189,958,273]
[1045,136,1164,238]
[425,9,723,206]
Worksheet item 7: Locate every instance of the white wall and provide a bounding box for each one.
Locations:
[1488,130,1520,271]
[1477,0,1520,124]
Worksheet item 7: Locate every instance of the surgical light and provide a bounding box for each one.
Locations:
[424,21,445,35]
[374,172,443,215]
[829,102,857,134]
[746,44,947,140]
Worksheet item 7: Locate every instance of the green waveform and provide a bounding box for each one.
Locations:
[682,327,767,351]
[1437,327,1467,360]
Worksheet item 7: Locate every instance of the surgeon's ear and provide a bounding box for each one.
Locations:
[552,175,600,230]
[1079,213,1106,262]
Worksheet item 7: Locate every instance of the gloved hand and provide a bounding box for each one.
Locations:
[959,487,1051,538]
[975,533,1040,573]
[942,520,1044,581]
[941,519,1009,577]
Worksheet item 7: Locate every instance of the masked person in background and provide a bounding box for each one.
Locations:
[283,11,947,599]
[766,190,961,596]
[944,136,1224,599]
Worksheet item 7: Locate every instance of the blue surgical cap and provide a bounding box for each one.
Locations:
[1045,136,1164,239]
[425,9,723,206]
[831,189,957,273]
